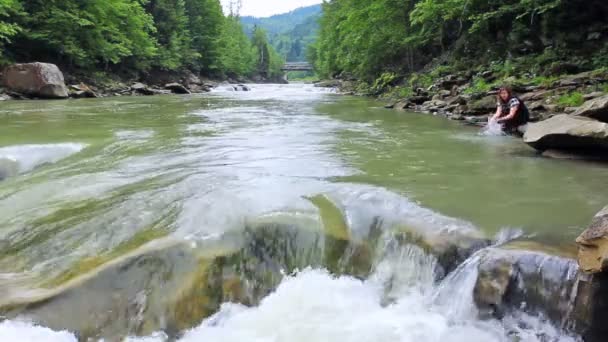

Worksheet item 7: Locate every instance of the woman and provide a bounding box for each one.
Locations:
[490,87,530,134]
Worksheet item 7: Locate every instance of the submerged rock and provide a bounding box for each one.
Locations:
[0,212,375,340]
[576,205,608,273]
[390,226,489,278]
[573,94,608,123]
[523,114,608,152]
[3,63,69,99]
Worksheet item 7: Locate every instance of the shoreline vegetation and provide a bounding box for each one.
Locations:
[0,0,286,100]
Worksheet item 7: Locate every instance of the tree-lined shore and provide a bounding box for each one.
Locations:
[0,0,285,92]
[309,0,608,161]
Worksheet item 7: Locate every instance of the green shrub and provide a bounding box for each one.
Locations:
[464,77,491,94]
[557,92,585,107]
[530,76,559,88]
[408,73,433,89]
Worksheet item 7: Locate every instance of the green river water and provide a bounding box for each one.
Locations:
[0,84,605,341]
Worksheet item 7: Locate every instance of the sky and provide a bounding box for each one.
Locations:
[221,0,323,18]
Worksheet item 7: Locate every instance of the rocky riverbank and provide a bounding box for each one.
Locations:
[318,68,608,161]
[0,62,279,102]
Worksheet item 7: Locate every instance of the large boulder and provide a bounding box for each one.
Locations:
[576,205,608,274]
[572,206,608,342]
[2,63,69,99]
[573,94,608,123]
[473,241,578,323]
[523,114,608,151]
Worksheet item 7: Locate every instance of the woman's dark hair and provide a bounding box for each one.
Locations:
[497,87,513,104]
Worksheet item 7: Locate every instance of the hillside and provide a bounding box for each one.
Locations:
[241,5,321,62]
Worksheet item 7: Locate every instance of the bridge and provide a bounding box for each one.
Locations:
[281,62,314,72]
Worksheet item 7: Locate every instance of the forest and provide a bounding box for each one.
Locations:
[0,0,285,80]
[310,0,608,87]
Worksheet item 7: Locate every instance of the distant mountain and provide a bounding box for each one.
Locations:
[241,5,322,62]
[241,5,321,36]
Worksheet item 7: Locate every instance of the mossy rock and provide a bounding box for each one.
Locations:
[1,212,377,340]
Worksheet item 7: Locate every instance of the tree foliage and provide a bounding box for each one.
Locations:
[0,0,284,79]
[312,0,608,80]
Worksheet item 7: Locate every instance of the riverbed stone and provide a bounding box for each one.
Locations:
[473,241,578,323]
[391,226,489,278]
[0,210,377,340]
[131,82,155,96]
[69,83,98,98]
[523,114,608,151]
[2,63,69,99]
[576,205,608,274]
[573,94,608,123]
[164,83,191,94]
[314,80,341,88]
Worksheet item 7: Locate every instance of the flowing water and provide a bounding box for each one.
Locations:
[0,84,607,341]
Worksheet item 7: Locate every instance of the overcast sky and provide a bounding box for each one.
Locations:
[222,0,323,17]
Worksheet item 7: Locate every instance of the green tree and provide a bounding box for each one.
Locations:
[184,0,224,74]
[13,0,157,69]
[0,0,22,62]
[145,0,195,70]
[217,16,256,77]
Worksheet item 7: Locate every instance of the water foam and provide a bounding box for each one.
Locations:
[0,247,579,342]
[0,143,87,177]
[481,119,505,136]
[173,267,576,342]
[0,320,76,342]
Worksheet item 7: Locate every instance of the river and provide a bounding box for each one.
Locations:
[0,84,606,341]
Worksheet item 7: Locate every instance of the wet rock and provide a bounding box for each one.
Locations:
[314,80,341,88]
[391,226,489,278]
[188,84,211,93]
[420,100,448,113]
[576,205,608,273]
[523,115,608,151]
[573,94,608,123]
[3,63,69,99]
[473,241,578,323]
[408,95,430,105]
[0,211,375,340]
[236,84,250,91]
[164,83,191,95]
[131,82,155,96]
[69,83,98,98]
[393,100,412,111]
